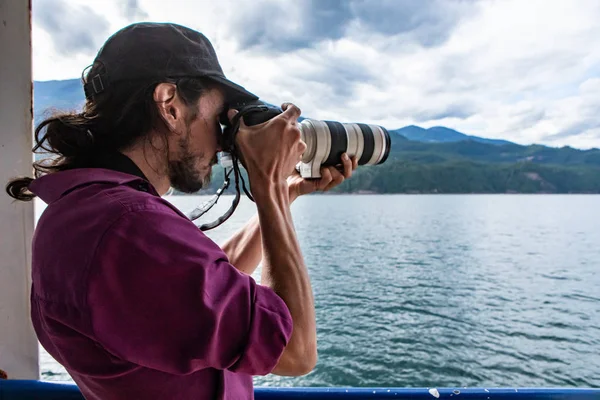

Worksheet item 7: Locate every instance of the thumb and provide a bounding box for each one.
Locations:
[281,102,301,121]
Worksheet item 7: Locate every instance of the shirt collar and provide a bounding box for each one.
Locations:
[29,153,158,204]
[86,151,149,181]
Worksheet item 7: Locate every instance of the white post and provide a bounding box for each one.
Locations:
[0,0,39,379]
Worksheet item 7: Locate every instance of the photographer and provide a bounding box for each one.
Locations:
[6,22,356,400]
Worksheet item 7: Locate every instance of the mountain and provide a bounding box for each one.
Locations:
[34,79,84,123]
[32,80,509,147]
[392,125,514,146]
[32,79,512,147]
[328,158,600,194]
[30,79,600,194]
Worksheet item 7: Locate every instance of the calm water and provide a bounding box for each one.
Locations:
[36,195,600,388]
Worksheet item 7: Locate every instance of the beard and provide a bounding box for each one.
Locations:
[167,127,214,194]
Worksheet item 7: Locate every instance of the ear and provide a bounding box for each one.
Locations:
[154,83,185,133]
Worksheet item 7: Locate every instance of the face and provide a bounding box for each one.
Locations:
[167,87,226,193]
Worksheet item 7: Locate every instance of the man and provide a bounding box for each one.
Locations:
[6,23,357,399]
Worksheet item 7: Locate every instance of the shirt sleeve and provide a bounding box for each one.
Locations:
[87,206,293,376]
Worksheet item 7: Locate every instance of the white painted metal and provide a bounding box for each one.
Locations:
[0,0,39,379]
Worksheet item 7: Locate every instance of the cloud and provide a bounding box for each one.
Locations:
[507,109,547,132]
[227,0,351,53]
[546,121,600,140]
[413,102,477,122]
[348,0,480,47]
[284,50,379,98]
[540,78,600,142]
[227,0,480,53]
[33,0,110,57]
[122,0,149,21]
[31,0,600,149]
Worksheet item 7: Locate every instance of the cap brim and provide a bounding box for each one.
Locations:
[206,75,259,103]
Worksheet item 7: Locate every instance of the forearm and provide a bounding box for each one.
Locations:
[221,215,261,275]
[222,189,299,276]
[253,182,317,373]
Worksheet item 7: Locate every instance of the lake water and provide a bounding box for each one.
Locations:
[36,195,600,388]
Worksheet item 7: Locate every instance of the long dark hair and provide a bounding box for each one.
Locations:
[6,62,213,201]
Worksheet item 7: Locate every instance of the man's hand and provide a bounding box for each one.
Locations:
[232,103,305,189]
[287,153,358,202]
[228,102,318,375]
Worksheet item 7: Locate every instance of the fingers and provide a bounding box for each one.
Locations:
[316,165,345,192]
[298,139,307,158]
[317,167,333,191]
[311,153,358,192]
[324,166,345,191]
[341,153,353,179]
[281,102,302,122]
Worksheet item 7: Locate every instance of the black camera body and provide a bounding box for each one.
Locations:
[193,99,391,231]
[218,99,391,179]
[218,100,283,154]
[233,100,284,126]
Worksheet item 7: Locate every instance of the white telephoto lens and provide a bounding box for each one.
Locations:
[296,118,390,178]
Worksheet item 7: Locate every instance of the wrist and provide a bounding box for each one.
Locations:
[288,184,300,203]
[250,176,289,203]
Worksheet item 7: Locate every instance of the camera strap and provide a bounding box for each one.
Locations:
[185,166,233,227]
[185,106,260,231]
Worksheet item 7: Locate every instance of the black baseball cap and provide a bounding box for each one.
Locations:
[83,22,258,103]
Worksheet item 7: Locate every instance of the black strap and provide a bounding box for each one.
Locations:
[85,151,149,181]
[187,106,261,231]
[83,73,107,100]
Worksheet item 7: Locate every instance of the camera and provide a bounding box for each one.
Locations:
[190,99,391,230]
[219,100,391,178]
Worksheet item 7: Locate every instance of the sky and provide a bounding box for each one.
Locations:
[31,0,600,149]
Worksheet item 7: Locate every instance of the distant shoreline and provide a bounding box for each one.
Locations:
[169,192,600,197]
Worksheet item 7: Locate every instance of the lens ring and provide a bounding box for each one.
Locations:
[372,125,387,165]
[357,123,374,165]
[367,124,384,165]
[324,121,348,166]
[299,120,317,163]
[344,123,363,162]
[378,126,392,165]
[304,120,331,177]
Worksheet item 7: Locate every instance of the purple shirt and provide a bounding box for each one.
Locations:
[29,168,293,400]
